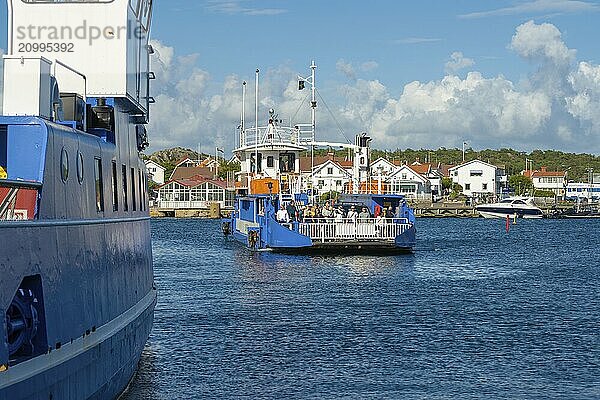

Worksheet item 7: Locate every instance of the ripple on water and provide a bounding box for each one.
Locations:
[121,218,600,400]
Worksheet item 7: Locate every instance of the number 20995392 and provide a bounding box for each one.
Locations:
[18,42,75,53]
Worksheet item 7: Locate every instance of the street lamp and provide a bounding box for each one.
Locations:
[586,168,594,201]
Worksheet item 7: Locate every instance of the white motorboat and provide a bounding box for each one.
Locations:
[475,197,544,219]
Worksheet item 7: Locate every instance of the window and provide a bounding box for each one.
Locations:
[77,152,84,184]
[482,183,488,190]
[279,153,296,172]
[267,156,274,168]
[122,165,129,211]
[327,167,334,175]
[60,148,69,182]
[131,167,137,211]
[470,170,483,176]
[465,183,471,190]
[111,161,119,211]
[279,153,295,173]
[402,174,407,180]
[336,180,342,187]
[250,153,262,173]
[400,184,416,193]
[139,170,144,211]
[94,158,104,212]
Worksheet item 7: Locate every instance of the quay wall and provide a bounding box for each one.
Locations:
[150,204,569,219]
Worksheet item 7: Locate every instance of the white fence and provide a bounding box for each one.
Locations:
[157,200,234,209]
[297,218,411,242]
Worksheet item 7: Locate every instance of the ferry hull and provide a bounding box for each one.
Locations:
[0,291,155,400]
[0,219,154,400]
[229,221,416,254]
[272,242,414,255]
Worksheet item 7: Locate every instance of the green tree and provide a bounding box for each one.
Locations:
[217,161,241,179]
[441,177,453,194]
[509,175,533,196]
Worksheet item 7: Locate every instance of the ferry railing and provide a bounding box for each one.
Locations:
[241,126,313,147]
[295,218,411,242]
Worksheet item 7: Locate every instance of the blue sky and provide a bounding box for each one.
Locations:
[149,0,598,89]
[1,1,600,154]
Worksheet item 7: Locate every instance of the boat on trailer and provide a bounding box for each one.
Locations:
[222,63,416,254]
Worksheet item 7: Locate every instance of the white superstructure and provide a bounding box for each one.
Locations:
[5,0,153,121]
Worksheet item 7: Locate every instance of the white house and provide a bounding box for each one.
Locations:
[370,157,399,178]
[311,159,352,195]
[156,176,235,209]
[388,165,432,200]
[524,167,567,197]
[145,160,166,184]
[565,182,600,201]
[448,160,505,199]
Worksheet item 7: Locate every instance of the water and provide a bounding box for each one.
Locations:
[123,218,600,399]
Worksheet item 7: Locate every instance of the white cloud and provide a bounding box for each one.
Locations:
[361,61,379,72]
[0,48,4,112]
[459,0,599,19]
[510,20,575,67]
[566,62,600,133]
[147,41,313,153]
[336,60,380,81]
[336,59,355,80]
[206,1,287,16]
[444,52,475,75]
[146,21,600,155]
[334,21,599,153]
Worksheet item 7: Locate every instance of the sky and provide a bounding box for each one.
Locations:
[1,0,600,155]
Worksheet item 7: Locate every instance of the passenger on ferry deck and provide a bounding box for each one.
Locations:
[276,206,290,223]
[347,206,358,222]
[385,207,395,219]
[358,207,371,221]
[286,201,297,222]
[374,204,382,217]
[322,203,333,220]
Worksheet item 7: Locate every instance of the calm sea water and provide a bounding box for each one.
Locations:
[122,218,600,399]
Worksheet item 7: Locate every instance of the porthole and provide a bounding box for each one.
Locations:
[77,152,84,184]
[60,148,69,182]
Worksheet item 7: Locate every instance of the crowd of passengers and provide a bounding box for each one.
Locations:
[275,201,397,224]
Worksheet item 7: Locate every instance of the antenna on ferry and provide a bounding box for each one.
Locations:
[241,81,246,149]
[298,61,317,202]
[310,60,317,141]
[254,69,260,183]
[298,61,317,141]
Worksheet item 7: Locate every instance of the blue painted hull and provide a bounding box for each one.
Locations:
[227,218,416,254]
[1,114,155,397]
[0,290,155,400]
[0,219,155,400]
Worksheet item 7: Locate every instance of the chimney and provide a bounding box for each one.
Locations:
[540,166,547,173]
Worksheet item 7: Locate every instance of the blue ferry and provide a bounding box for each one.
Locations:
[1,1,156,399]
[222,64,416,254]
